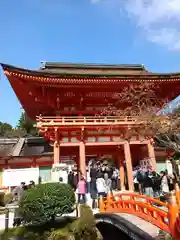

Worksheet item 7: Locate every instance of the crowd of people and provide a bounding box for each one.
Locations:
[68,160,118,208]
[8,161,177,229]
[133,166,175,200]
[68,161,177,208]
[10,160,177,225]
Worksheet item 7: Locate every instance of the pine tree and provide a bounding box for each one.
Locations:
[16,112,38,137]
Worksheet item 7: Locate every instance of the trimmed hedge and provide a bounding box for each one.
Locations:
[0,205,102,240]
[19,182,76,225]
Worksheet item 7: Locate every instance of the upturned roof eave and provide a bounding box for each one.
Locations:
[2,63,180,79]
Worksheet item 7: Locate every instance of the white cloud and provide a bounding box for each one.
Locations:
[91,0,180,50]
[125,0,180,50]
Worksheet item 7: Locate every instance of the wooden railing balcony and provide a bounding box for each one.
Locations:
[36,115,141,128]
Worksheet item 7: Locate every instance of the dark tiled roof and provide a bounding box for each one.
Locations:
[0,136,168,158]
[20,137,52,156]
[0,137,52,157]
[1,62,148,77]
[39,62,148,75]
[0,138,19,156]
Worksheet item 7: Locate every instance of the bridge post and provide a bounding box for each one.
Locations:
[175,184,180,205]
[99,196,105,212]
[168,191,180,239]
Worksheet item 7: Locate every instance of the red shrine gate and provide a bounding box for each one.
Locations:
[36,115,156,191]
[1,62,180,190]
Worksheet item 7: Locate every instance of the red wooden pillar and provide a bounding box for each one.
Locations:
[31,158,37,167]
[119,157,125,191]
[53,142,60,164]
[53,128,60,165]
[124,141,134,191]
[147,139,156,170]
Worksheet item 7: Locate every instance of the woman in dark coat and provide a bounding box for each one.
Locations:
[90,180,97,209]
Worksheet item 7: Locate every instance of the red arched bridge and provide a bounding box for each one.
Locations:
[98,190,180,239]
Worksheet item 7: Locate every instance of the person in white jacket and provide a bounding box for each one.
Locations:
[96,173,107,199]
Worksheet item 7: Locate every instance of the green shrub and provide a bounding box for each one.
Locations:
[69,204,102,240]
[0,192,5,206]
[0,206,102,240]
[19,182,76,225]
[48,205,102,240]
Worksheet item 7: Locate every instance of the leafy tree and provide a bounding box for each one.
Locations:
[0,112,38,138]
[103,82,180,141]
[104,82,180,182]
[17,112,38,137]
[0,122,13,137]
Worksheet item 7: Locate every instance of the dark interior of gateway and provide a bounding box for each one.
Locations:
[96,222,132,240]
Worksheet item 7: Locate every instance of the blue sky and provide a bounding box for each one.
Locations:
[0,0,180,126]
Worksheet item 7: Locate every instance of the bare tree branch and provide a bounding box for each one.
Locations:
[102,82,180,151]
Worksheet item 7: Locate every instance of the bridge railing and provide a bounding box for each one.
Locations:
[99,191,180,239]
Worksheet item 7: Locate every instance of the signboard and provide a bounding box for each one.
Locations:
[51,164,68,183]
[2,168,39,187]
[139,158,151,168]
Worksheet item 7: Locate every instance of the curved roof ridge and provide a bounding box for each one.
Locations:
[41,61,147,70]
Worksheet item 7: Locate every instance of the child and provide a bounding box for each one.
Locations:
[77,175,86,204]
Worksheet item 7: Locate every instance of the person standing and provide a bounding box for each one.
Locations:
[160,171,169,201]
[12,182,26,227]
[96,173,107,207]
[104,173,112,193]
[77,175,86,204]
[86,169,91,193]
[112,167,119,190]
[68,171,76,190]
[29,180,35,188]
[12,182,26,201]
[143,171,154,197]
[90,179,97,209]
[151,171,161,198]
